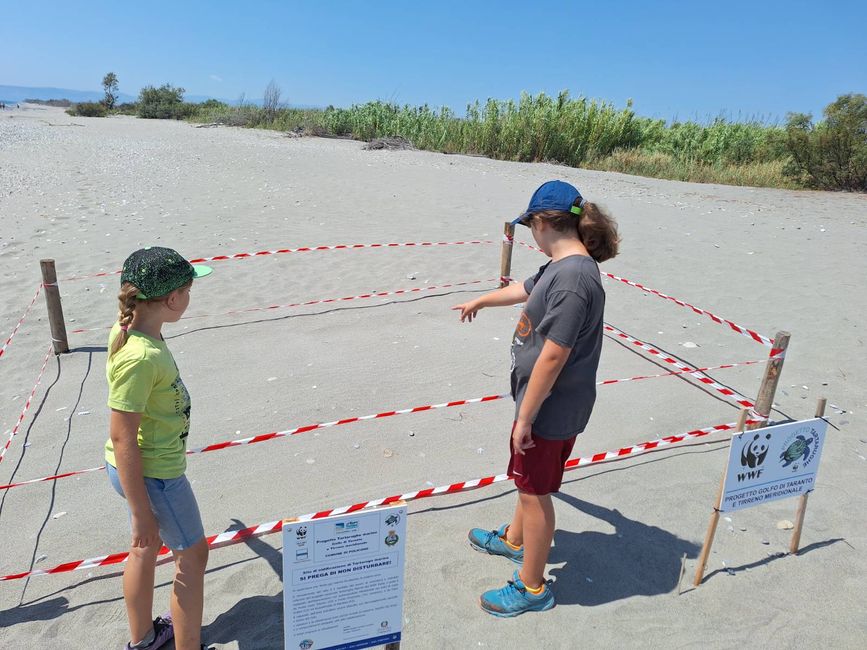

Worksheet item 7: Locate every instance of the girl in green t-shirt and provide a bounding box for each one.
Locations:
[105,247,212,650]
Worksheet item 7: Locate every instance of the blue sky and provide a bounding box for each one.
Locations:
[2,0,865,122]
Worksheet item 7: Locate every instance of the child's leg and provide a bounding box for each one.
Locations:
[505,497,524,547]
[170,537,209,650]
[516,491,555,589]
[123,541,161,643]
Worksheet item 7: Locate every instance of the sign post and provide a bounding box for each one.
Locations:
[694,400,828,586]
[500,222,514,287]
[693,408,748,587]
[283,503,407,650]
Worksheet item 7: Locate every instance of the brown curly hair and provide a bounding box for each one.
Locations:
[529,199,620,263]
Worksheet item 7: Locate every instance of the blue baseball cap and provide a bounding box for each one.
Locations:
[511,180,586,226]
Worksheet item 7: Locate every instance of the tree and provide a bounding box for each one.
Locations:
[785,93,867,191]
[137,84,190,119]
[263,80,282,121]
[102,72,119,109]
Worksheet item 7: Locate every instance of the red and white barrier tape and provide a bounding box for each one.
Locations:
[0,345,53,464]
[597,357,768,386]
[0,417,762,582]
[1,354,769,492]
[517,241,543,254]
[516,240,773,347]
[0,284,42,361]
[604,323,758,410]
[0,393,509,491]
[69,277,502,334]
[601,272,773,347]
[62,240,494,282]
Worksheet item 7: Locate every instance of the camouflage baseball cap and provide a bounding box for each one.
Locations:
[121,247,212,300]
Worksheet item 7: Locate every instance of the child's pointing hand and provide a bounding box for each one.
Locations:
[452,299,482,323]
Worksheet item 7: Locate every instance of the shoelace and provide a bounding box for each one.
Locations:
[483,529,501,546]
[502,579,526,597]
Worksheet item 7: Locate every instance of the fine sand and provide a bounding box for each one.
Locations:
[1,104,865,648]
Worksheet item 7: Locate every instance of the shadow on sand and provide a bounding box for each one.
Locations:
[547,492,700,606]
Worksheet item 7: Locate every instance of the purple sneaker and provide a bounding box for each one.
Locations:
[125,614,174,650]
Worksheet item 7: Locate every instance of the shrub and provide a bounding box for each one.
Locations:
[784,93,867,191]
[66,101,108,117]
[137,84,188,119]
[25,98,72,107]
[114,102,138,115]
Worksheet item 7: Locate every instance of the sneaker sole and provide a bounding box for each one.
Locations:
[478,596,555,618]
[467,540,523,565]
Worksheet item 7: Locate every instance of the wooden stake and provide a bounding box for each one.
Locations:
[693,408,749,587]
[40,259,69,355]
[499,222,515,288]
[747,331,790,431]
[789,397,827,555]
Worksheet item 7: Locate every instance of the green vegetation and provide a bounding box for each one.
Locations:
[102,72,119,109]
[26,98,72,107]
[137,84,193,119]
[187,90,812,189]
[66,101,108,117]
[65,72,867,191]
[784,93,867,191]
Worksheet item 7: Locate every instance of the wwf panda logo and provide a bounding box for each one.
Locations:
[740,433,771,468]
[296,526,307,539]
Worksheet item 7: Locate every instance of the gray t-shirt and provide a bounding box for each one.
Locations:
[510,254,605,440]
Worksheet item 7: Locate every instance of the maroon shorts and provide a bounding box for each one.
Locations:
[507,424,577,495]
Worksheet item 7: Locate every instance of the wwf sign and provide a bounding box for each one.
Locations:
[720,418,827,513]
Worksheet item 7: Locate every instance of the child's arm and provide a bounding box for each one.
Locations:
[452,282,529,322]
[110,409,161,548]
[512,338,571,454]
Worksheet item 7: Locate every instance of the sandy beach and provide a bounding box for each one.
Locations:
[1,103,865,648]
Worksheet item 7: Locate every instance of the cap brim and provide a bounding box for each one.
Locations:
[192,265,213,279]
[511,211,532,227]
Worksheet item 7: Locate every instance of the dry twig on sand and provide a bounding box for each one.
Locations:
[363,136,415,151]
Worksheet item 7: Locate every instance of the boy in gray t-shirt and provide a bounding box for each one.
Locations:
[453,180,619,617]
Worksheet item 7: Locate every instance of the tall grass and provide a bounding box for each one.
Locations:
[185,91,802,189]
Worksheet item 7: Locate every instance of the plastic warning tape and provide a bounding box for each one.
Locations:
[0,284,42,361]
[69,277,502,334]
[0,417,762,582]
[515,240,773,347]
[0,345,53,464]
[61,240,495,281]
[0,393,510,490]
[603,323,758,410]
[601,272,773,347]
[0,356,767,492]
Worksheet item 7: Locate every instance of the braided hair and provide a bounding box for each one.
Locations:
[110,283,141,357]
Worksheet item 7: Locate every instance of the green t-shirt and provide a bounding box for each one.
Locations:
[104,323,191,478]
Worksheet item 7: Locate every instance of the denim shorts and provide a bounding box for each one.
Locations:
[106,463,205,551]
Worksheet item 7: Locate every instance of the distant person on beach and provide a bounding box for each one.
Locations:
[104,247,213,650]
[453,180,620,617]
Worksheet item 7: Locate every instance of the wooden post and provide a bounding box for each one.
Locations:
[789,397,827,555]
[40,259,69,354]
[499,221,515,287]
[747,331,790,431]
[693,408,749,587]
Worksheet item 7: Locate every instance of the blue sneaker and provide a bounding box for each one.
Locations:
[467,524,523,564]
[479,570,555,617]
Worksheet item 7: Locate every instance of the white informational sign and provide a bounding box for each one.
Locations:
[283,504,406,650]
[721,418,827,513]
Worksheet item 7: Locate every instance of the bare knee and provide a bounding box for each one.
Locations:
[173,538,208,575]
[128,541,162,562]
